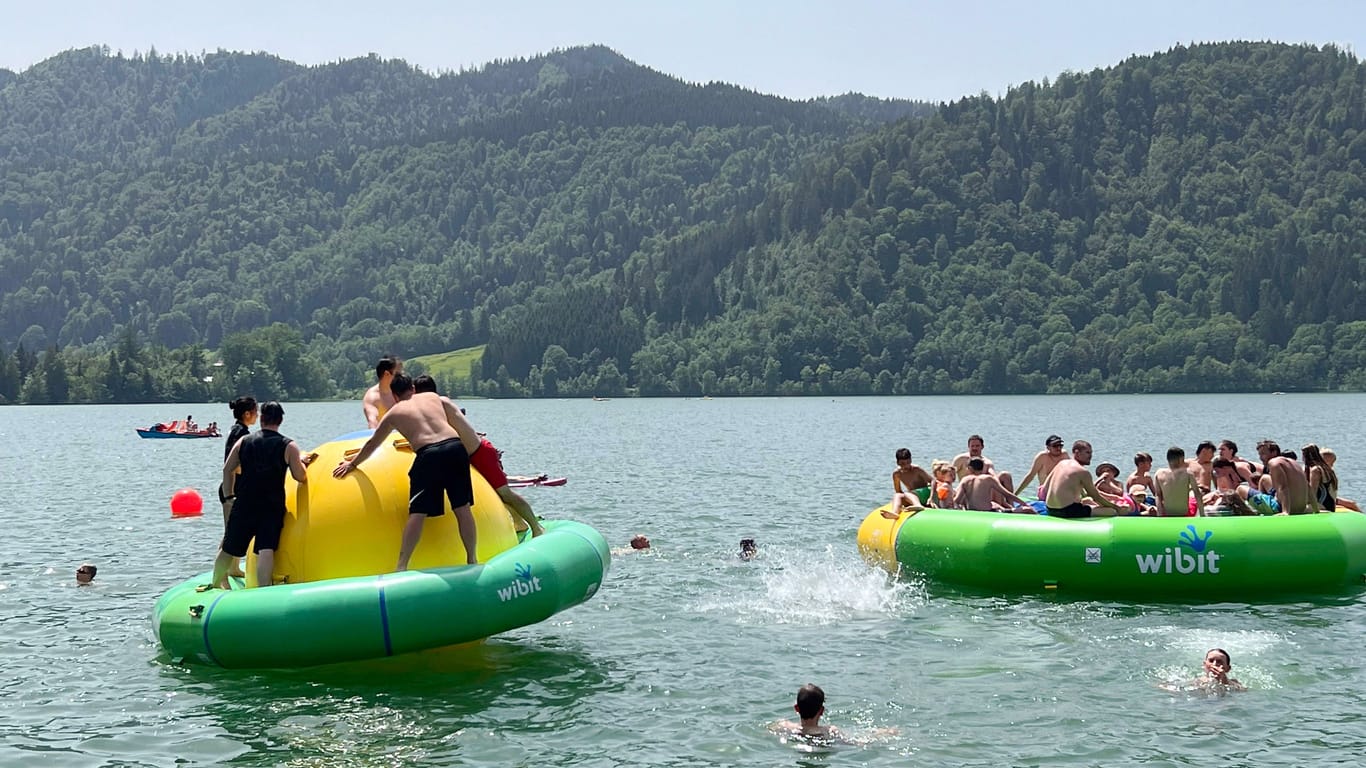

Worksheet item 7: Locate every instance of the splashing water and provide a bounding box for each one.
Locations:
[692,544,921,625]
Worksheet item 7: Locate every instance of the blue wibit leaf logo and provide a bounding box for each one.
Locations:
[1178,525,1213,553]
[514,563,534,582]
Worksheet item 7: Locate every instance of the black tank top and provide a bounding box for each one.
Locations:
[224,421,251,461]
[236,428,293,504]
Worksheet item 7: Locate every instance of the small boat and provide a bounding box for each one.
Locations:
[507,474,568,488]
[136,421,218,439]
[858,505,1366,600]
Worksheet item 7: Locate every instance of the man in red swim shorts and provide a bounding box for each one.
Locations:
[413,375,545,537]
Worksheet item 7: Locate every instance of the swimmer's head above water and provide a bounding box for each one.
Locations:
[630,534,651,550]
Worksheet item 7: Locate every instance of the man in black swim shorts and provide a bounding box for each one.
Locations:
[334,372,483,569]
[1042,440,1125,519]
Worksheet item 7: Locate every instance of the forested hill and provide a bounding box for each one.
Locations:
[481,41,1366,396]
[0,44,926,402]
[1,42,1364,404]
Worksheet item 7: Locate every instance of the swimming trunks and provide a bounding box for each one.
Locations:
[1248,492,1281,515]
[408,437,473,516]
[468,438,508,489]
[1046,502,1092,518]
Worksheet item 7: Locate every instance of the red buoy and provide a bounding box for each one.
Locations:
[170,488,204,517]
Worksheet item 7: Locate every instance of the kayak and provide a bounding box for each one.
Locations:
[858,505,1366,599]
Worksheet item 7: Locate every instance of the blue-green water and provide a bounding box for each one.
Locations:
[3,394,1366,766]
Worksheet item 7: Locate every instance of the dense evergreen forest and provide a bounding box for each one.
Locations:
[0,41,1363,402]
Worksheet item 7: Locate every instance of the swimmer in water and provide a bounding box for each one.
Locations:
[769,684,846,743]
[1194,647,1246,691]
[76,563,97,586]
[739,538,757,560]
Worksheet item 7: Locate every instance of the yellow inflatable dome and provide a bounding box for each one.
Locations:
[244,429,519,587]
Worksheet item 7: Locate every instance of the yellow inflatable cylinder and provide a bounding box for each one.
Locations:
[245,431,519,586]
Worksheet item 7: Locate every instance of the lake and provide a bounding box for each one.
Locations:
[2,394,1365,766]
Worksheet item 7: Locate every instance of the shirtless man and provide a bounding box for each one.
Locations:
[1203,458,1244,509]
[334,372,482,569]
[1043,441,1124,518]
[1187,441,1216,497]
[1015,434,1066,497]
[885,448,933,518]
[1126,452,1155,496]
[955,458,1027,511]
[1254,440,1312,514]
[362,355,402,428]
[1154,446,1204,517]
[1218,440,1260,486]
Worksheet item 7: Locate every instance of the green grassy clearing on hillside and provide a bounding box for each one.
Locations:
[407,345,485,386]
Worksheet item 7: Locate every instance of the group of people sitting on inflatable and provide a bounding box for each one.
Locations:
[886,435,1356,519]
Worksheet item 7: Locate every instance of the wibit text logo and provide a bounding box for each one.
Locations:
[497,563,543,602]
[1135,525,1222,574]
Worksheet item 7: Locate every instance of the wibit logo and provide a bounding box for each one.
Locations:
[496,562,543,602]
[1135,525,1223,575]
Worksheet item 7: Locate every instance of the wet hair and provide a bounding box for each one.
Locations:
[260,401,284,425]
[1072,440,1092,453]
[796,684,825,719]
[1134,452,1152,466]
[895,448,911,461]
[1283,450,1298,461]
[1220,439,1238,453]
[1196,441,1216,455]
[969,457,985,471]
[229,395,258,421]
[1167,446,1186,462]
[740,538,757,553]
[77,563,97,577]
[1207,648,1232,667]
[413,374,437,393]
[630,534,651,550]
[375,355,401,380]
[389,372,414,398]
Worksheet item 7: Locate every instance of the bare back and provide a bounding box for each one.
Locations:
[1266,456,1312,514]
[957,474,1009,510]
[377,392,477,452]
[1153,467,1199,516]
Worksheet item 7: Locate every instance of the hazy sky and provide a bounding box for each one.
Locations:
[2,1,1362,103]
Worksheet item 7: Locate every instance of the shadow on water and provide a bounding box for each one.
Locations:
[152,636,620,764]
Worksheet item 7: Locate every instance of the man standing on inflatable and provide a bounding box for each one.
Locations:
[334,372,483,569]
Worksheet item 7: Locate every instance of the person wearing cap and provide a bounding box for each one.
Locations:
[1014,435,1067,498]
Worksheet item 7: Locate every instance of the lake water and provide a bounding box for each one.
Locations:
[3,394,1366,766]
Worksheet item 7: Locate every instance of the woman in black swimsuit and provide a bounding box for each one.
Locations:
[220,396,258,578]
[1302,444,1337,512]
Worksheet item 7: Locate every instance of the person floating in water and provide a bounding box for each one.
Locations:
[770,684,845,742]
[739,538,757,559]
[76,563,96,586]
[1195,648,1246,692]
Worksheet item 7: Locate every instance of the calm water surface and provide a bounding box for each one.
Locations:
[3,394,1366,766]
